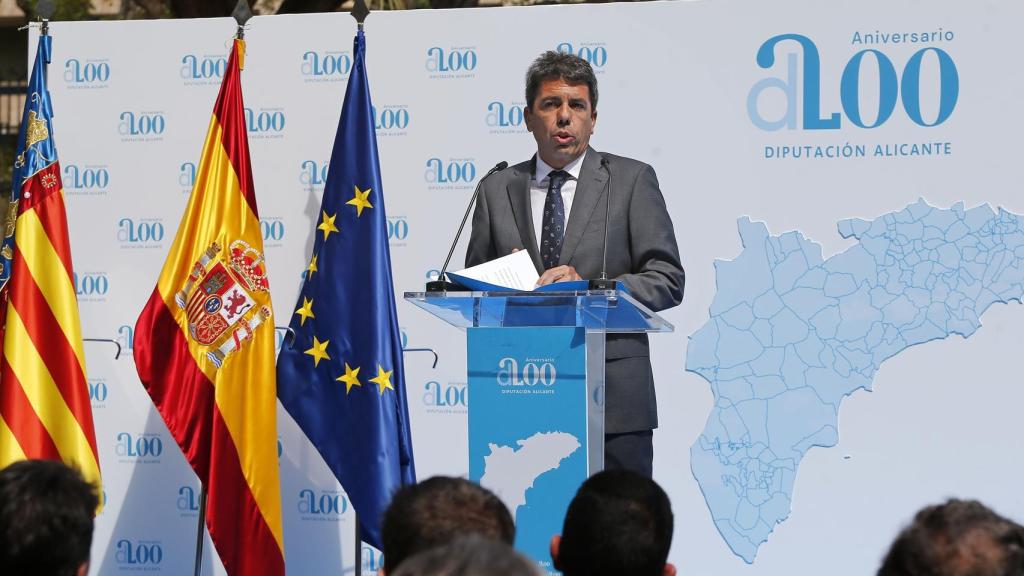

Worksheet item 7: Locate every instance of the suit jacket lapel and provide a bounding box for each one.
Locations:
[506,159,544,273]
[560,149,607,265]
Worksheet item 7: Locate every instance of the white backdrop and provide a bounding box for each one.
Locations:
[30,0,1024,574]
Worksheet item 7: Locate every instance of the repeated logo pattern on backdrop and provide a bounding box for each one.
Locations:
[35,2,1024,575]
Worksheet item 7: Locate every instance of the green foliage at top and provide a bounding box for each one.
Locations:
[17,0,93,21]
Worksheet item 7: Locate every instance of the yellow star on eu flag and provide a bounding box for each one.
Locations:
[295,297,315,326]
[307,253,318,278]
[347,186,374,217]
[318,211,339,241]
[304,336,331,367]
[336,362,362,394]
[369,364,394,396]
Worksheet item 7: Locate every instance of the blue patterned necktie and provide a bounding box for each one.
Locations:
[541,169,571,270]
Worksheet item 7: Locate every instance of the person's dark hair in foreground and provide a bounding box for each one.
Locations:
[391,535,538,576]
[878,498,1024,576]
[552,469,675,576]
[0,459,98,576]
[382,476,515,574]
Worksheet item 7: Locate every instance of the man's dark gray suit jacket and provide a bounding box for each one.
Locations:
[465,148,684,434]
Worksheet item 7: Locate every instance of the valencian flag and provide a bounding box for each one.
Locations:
[134,39,284,576]
[277,29,416,549]
[0,33,101,496]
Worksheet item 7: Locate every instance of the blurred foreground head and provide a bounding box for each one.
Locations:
[382,476,515,574]
[391,535,538,576]
[0,459,98,576]
[553,469,675,576]
[878,498,1024,576]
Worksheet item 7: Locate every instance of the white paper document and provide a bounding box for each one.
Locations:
[449,250,540,291]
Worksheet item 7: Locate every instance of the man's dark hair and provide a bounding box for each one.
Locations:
[878,499,1024,576]
[524,50,599,110]
[382,476,515,573]
[391,535,538,576]
[556,469,673,576]
[0,459,98,576]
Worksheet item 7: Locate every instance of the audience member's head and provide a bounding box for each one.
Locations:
[391,535,538,576]
[552,469,675,576]
[382,476,515,574]
[878,498,1024,576]
[0,459,98,576]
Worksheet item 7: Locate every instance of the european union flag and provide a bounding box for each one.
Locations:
[277,29,416,550]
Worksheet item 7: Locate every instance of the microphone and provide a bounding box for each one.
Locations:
[427,160,509,292]
[589,156,618,291]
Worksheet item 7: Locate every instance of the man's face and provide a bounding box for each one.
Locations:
[525,77,597,169]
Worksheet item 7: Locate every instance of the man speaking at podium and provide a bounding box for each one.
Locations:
[465,51,685,476]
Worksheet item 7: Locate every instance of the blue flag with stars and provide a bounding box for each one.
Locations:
[277,29,416,550]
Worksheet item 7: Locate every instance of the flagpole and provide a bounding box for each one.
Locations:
[354,520,363,576]
[350,1,363,563]
[193,484,208,576]
[348,4,369,573]
[188,7,253,576]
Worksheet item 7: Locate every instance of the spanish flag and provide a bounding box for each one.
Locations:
[134,39,284,576]
[0,33,101,499]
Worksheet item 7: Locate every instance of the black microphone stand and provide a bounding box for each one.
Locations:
[588,156,618,291]
[427,160,509,292]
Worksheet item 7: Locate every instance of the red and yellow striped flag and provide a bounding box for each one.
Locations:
[0,33,101,497]
[134,39,284,575]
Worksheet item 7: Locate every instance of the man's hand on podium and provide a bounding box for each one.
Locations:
[536,265,582,287]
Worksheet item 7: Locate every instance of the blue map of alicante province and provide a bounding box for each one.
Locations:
[686,200,1024,563]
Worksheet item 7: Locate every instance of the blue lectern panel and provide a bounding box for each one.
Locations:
[468,327,588,575]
